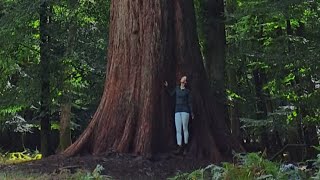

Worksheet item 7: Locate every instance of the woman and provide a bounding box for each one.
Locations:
[164,76,194,155]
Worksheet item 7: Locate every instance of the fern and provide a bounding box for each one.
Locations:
[170,153,305,180]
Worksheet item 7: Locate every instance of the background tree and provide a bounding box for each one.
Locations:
[225,0,320,159]
[39,0,52,157]
[0,0,109,153]
[198,0,228,126]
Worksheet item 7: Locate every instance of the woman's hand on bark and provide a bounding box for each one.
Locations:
[164,81,168,87]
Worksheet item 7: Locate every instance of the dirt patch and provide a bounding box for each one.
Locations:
[0,153,211,179]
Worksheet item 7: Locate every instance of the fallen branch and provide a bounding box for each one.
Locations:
[270,144,307,161]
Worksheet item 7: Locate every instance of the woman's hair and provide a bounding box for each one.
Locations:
[182,74,193,89]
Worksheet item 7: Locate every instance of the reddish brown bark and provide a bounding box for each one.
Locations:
[173,0,242,161]
[64,0,175,157]
[64,0,242,162]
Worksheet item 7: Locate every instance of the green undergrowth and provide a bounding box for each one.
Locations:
[169,152,312,180]
[0,164,111,180]
[0,149,42,165]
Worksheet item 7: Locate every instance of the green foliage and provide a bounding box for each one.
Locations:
[0,0,110,147]
[223,0,320,150]
[5,115,34,133]
[240,105,297,144]
[168,165,224,180]
[229,153,280,179]
[227,89,246,102]
[70,164,111,180]
[303,151,320,179]
[170,153,305,180]
[311,154,320,179]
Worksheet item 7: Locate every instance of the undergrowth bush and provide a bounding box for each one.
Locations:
[311,154,320,179]
[169,153,306,180]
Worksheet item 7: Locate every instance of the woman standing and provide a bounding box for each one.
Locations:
[164,76,194,155]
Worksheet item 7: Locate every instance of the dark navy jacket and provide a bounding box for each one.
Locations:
[167,86,193,114]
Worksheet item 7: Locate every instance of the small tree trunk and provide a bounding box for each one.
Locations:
[286,20,306,160]
[286,19,293,53]
[225,0,241,140]
[57,0,78,152]
[304,75,319,159]
[227,68,241,140]
[58,103,72,151]
[253,69,269,151]
[39,0,52,157]
[305,124,318,159]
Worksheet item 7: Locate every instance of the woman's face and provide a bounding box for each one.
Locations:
[180,76,187,84]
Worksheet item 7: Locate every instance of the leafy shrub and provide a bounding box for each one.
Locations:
[168,165,224,180]
[311,154,320,179]
[170,153,305,180]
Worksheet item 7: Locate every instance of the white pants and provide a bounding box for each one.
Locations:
[175,112,190,146]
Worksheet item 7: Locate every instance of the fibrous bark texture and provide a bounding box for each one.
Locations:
[64,0,242,162]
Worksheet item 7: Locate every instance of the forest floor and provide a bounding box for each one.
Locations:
[0,152,210,179]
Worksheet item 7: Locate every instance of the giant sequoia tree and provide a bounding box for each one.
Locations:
[64,0,242,162]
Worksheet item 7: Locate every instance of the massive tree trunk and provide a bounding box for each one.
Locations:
[64,0,176,157]
[39,0,52,157]
[173,0,242,160]
[64,0,242,162]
